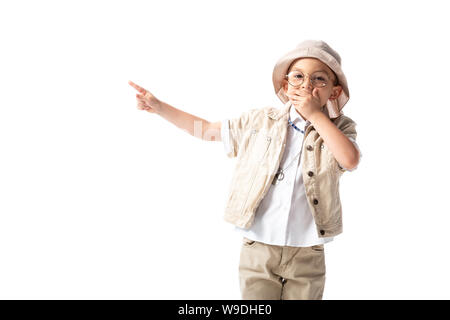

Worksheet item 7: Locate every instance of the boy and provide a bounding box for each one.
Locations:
[129,40,361,300]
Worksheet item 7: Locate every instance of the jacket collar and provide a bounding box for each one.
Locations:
[264,101,292,120]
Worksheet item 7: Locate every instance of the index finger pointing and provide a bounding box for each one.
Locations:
[128,80,146,93]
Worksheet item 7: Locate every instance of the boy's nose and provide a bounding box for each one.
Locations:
[299,74,313,90]
[301,78,313,90]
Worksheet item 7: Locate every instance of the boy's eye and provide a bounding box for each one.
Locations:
[294,74,303,79]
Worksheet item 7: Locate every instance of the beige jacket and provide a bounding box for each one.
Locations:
[223,102,358,238]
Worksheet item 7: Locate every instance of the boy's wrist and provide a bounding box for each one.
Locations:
[155,100,167,116]
[309,111,326,125]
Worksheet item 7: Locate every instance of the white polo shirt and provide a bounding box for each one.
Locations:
[221,104,362,247]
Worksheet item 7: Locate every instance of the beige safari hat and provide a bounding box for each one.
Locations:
[272,40,349,119]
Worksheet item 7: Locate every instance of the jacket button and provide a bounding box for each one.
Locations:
[308,171,314,177]
[313,199,319,205]
[320,230,325,235]
[306,145,313,151]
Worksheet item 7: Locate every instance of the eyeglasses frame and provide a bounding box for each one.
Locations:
[285,70,334,88]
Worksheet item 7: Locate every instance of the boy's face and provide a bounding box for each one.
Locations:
[282,58,343,110]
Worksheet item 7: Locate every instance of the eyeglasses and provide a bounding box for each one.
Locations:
[285,70,331,88]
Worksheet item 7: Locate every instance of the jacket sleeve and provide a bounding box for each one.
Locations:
[220,119,233,157]
[335,116,361,173]
[221,108,259,158]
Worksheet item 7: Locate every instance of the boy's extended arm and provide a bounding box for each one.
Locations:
[156,100,222,142]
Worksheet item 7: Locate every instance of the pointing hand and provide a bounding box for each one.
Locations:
[128,80,162,114]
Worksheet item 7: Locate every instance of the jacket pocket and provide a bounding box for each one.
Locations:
[312,141,341,226]
[319,143,335,173]
[247,129,272,163]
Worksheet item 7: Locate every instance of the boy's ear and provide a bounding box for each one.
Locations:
[329,85,343,100]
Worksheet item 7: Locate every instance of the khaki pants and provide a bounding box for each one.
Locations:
[239,237,326,300]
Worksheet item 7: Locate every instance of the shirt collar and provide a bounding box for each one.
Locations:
[289,103,309,130]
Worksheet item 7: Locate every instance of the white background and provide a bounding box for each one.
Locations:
[1,0,449,299]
